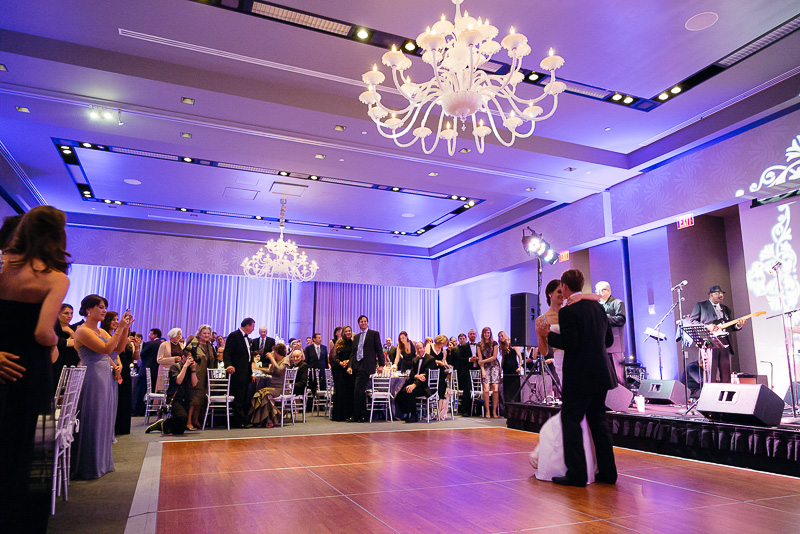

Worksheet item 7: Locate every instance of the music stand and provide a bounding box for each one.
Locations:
[678,324,724,415]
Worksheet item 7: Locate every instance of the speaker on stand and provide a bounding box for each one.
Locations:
[510,292,538,348]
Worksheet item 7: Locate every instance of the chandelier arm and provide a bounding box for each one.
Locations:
[532,95,560,122]
[372,94,418,116]
[489,89,529,118]
[483,54,522,99]
[418,104,448,155]
[470,114,486,154]
[430,49,451,96]
[483,97,519,147]
[379,97,436,140]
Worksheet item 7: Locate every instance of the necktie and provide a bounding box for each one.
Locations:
[357,330,366,361]
[316,344,320,358]
[714,304,723,320]
[260,338,264,352]
[417,357,423,376]
[243,334,250,360]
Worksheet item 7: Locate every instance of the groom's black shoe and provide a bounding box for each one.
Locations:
[595,473,617,484]
[552,476,586,487]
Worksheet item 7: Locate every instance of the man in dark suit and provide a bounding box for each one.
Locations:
[689,285,744,384]
[251,326,275,359]
[458,330,480,416]
[223,317,256,428]
[596,281,627,386]
[304,332,329,403]
[394,341,437,422]
[347,315,385,422]
[537,269,616,487]
[383,337,396,367]
[134,328,162,415]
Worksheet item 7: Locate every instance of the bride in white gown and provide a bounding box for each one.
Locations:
[530,280,597,484]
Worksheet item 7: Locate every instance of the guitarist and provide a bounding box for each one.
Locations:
[689,285,744,383]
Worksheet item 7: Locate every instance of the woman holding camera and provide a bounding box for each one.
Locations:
[187,324,214,430]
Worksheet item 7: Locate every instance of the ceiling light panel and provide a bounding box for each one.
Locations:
[251,2,351,36]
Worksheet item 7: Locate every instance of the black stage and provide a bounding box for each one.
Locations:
[505,402,800,477]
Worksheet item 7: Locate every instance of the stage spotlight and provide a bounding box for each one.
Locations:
[522,227,559,264]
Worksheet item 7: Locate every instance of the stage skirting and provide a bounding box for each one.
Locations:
[505,402,800,477]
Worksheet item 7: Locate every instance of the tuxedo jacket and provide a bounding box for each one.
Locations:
[458,342,480,370]
[385,345,397,365]
[405,353,437,397]
[689,300,740,353]
[547,299,615,399]
[347,329,385,374]
[601,295,626,354]
[304,344,329,372]
[292,362,309,395]
[251,336,275,358]
[223,329,253,382]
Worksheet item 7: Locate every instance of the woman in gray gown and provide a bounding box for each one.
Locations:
[72,295,133,479]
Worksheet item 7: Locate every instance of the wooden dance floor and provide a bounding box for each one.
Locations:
[154,427,800,533]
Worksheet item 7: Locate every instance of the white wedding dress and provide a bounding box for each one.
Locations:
[530,324,597,484]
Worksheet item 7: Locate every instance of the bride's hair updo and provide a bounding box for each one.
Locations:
[545,279,561,306]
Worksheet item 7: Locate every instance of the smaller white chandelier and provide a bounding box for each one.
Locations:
[359,0,566,156]
[241,198,319,282]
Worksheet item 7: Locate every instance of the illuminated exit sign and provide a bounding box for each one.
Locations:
[677,215,695,229]
[558,251,570,262]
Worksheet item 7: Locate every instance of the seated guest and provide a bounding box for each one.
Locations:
[252,353,263,371]
[290,349,309,396]
[263,344,289,396]
[215,346,225,369]
[395,341,436,422]
[424,336,434,352]
[249,344,289,427]
[146,345,197,435]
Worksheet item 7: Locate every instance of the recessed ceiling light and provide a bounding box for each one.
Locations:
[417,229,425,234]
[459,196,467,201]
[255,216,263,220]
[450,195,458,199]
[400,231,407,235]
[113,201,122,205]
[81,142,92,148]
[428,172,438,177]
[459,148,471,154]
[611,94,622,101]
[585,171,592,175]
[15,106,30,113]
[658,92,669,101]
[179,208,188,212]
[604,127,611,131]
[463,204,470,209]
[623,96,634,104]
[670,86,682,94]
[344,226,352,229]
[309,175,320,180]
[391,187,400,191]
[181,97,195,105]
[403,40,417,52]
[468,200,475,206]
[361,131,368,135]
[392,231,400,234]
[124,178,142,185]
[564,167,576,172]
[525,187,535,191]
[61,149,72,155]
[103,199,111,204]
[60,145,70,149]
[544,190,550,194]
[355,28,370,40]
[402,213,415,218]
[334,125,346,132]
[685,12,719,32]
[315,154,326,159]
[338,158,344,162]
[0,64,7,72]
[279,171,289,176]
[182,157,193,163]
[181,132,192,138]
[528,73,539,81]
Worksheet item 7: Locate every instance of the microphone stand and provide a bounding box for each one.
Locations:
[643,299,681,381]
[766,262,799,419]
[675,284,691,412]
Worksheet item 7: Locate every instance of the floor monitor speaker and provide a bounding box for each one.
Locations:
[698,383,784,427]
[605,384,634,412]
[639,380,687,405]
[784,382,800,405]
[510,292,538,347]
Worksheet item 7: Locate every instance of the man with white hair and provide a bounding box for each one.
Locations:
[595,281,626,386]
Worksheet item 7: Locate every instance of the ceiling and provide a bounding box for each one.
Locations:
[1,0,799,259]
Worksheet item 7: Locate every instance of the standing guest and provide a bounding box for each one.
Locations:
[251,326,275,359]
[187,324,215,430]
[0,207,69,533]
[329,326,342,359]
[54,303,80,390]
[330,326,355,421]
[304,332,328,401]
[395,341,436,422]
[145,344,197,435]
[290,349,309,396]
[537,269,617,487]
[211,331,218,346]
[427,334,452,420]
[223,318,256,428]
[156,328,184,392]
[452,332,469,415]
[346,315,385,422]
[110,318,138,435]
[384,337,396,367]
[217,335,226,350]
[394,331,415,372]
[72,297,133,479]
[460,330,480,415]
[478,327,500,418]
[595,281,627,385]
[499,331,522,406]
[689,285,744,384]
[134,328,161,416]
[100,312,126,435]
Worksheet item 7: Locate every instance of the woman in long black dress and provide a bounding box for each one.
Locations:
[499,330,522,410]
[0,207,70,533]
[427,334,452,420]
[330,326,355,421]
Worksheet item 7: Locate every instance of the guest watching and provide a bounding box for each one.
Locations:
[54,303,80,391]
[330,326,355,421]
[478,326,500,418]
[499,330,522,406]
[73,297,133,479]
[595,281,627,385]
[145,344,198,435]
[251,326,275,358]
[347,315,385,423]
[134,328,161,416]
[187,324,215,431]
[223,318,256,429]
[156,328,184,392]
[428,334,452,420]
[0,207,69,532]
[329,326,342,359]
[394,331,415,372]
[395,341,436,422]
[290,349,309,395]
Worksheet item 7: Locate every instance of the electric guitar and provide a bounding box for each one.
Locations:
[711,311,765,334]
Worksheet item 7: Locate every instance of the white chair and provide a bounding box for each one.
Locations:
[203,368,234,430]
[449,371,460,416]
[144,367,167,424]
[312,369,329,416]
[416,369,440,423]
[273,368,299,427]
[470,370,485,417]
[325,369,334,420]
[51,366,86,515]
[368,375,394,422]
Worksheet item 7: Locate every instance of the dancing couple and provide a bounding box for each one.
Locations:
[532,269,618,487]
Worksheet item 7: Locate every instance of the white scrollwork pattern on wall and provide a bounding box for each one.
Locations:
[746,204,800,324]
[749,134,800,193]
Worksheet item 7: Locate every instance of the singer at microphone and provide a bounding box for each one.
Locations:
[688,285,745,384]
[671,280,688,291]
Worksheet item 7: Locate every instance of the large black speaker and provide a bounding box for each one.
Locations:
[510,292,538,347]
[698,383,785,427]
[639,379,687,405]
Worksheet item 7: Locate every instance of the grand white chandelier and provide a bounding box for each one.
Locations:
[359,0,566,155]
[241,198,319,282]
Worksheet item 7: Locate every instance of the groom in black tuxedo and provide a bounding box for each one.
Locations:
[223,317,256,428]
[347,315,385,422]
[538,269,617,486]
